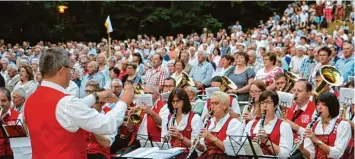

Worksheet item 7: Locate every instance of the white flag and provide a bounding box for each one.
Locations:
[104,16,113,33]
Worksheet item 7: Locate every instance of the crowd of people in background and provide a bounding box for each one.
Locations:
[0,0,353,159]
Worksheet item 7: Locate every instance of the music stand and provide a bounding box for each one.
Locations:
[225,135,278,159]
[0,119,27,159]
[136,134,171,150]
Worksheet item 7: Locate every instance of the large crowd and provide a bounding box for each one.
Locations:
[0,0,353,159]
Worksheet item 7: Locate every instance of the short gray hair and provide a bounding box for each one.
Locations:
[111,79,123,86]
[184,86,198,95]
[32,58,40,65]
[13,88,27,99]
[0,58,9,64]
[144,84,159,94]
[7,64,18,72]
[40,47,70,77]
[107,56,117,63]
[210,91,230,106]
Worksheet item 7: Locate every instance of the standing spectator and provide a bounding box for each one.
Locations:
[300,9,309,28]
[255,53,283,89]
[0,58,9,82]
[315,1,325,29]
[179,50,193,74]
[79,61,105,98]
[5,64,20,92]
[143,54,168,90]
[334,0,345,22]
[335,42,354,83]
[189,51,214,89]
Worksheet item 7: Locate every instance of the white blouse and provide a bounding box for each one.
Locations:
[304,118,352,159]
[13,80,38,97]
[207,114,244,142]
[243,116,293,159]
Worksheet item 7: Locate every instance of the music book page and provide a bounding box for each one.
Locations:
[144,147,184,159]
[205,87,219,98]
[122,147,159,158]
[134,94,153,106]
[277,91,294,108]
[339,88,355,105]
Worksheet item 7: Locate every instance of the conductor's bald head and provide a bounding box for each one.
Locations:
[40,47,72,88]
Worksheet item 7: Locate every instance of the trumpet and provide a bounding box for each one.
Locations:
[186,110,214,159]
[166,108,177,143]
[288,112,321,157]
[128,107,143,124]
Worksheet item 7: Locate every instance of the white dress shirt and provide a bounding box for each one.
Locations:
[304,118,352,159]
[201,98,241,119]
[243,116,293,159]
[65,80,79,98]
[33,81,127,136]
[161,112,203,140]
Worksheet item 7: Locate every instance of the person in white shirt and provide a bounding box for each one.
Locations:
[300,92,352,159]
[161,88,203,158]
[195,91,244,159]
[244,90,293,159]
[299,10,309,28]
[290,46,306,75]
[23,47,132,159]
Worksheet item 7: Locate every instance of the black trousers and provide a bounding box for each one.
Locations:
[0,155,13,159]
[87,153,106,159]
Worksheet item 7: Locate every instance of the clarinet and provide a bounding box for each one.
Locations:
[167,108,177,143]
[256,111,266,143]
[288,113,321,157]
[186,110,214,159]
[243,98,255,124]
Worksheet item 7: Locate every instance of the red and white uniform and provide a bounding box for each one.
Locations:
[84,106,113,159]
[286,101,316,138]
[24,81,127,159]
[0,109,20,157]
[244,116,293,158]
[304,118,352,159]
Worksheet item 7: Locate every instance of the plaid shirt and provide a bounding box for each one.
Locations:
[143,65,167,86]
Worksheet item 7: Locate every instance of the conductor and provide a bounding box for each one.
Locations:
[24,48,133,159]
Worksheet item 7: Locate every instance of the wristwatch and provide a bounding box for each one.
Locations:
[93,92,99,104]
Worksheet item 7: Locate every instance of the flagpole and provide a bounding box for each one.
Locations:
[108,32,111,57]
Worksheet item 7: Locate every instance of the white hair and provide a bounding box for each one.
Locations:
[111,79,123,86]
[184,86,198,95]
[13,88,27,99]
[7,63,18,72]
[144,84,159,94]
[0,58,9,64]
[32,58,40,65]
[210,91,230,106]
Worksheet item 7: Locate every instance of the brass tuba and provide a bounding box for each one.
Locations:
[283,71,300,92]
[177,72,195,88]
[220,76,238,92]
[313,65,343,100]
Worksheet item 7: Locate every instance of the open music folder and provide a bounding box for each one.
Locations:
[0,119,27,139]
[120,147,184,159]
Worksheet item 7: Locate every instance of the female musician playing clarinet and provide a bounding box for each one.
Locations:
[244,90,293,159]
[197,91,243,159]
[301,92,352,159]
[162,88,203,159]
[243,80,266,122]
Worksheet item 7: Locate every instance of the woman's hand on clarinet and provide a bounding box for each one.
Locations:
[258,128,268,143]
[303,128,317,142]
[243,112,252,122]
[169,126,183,139]
[200,128,213,141]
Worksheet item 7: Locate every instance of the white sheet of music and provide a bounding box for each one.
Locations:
[223,140,264,156]
[134,94,153,106]
[122,147,159,158]
[277,91,294,108]
[348,76,354,82]
[205,87,219,98]
[339,88,354,105]
[139,139,172,150]
[161,92,171,102]
[144,147,185,159]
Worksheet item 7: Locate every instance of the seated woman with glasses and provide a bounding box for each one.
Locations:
[300,92,352,159]
[243,90,293,159]
[243,80,266,123]
[161,88,203,159]
[121,63,142,86]
[197,91,243,159]
[255,53,283,90]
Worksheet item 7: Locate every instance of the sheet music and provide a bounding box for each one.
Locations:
[161,92,171,102]
[205,87,219,98]
[122,147,159,158]
[144,147,184,159]
[139,140,172,150]
[134,94,153,106]
[339,88,355,105]
[224,140,244,156]
[276,91,294,108]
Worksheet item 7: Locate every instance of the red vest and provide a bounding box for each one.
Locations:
[130,100,166,144]
[204,117,233,155]
[84,107,111,159]
[168,112,194,152]
[207,96,234,110]
[24,86,86,159]
[286,101,316,138]
[250,119,282,155]
[0,109,20,156]
[313,119,341,159]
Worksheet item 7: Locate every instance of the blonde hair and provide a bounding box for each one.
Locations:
[210,91,230,106]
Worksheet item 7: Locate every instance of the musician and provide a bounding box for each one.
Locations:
[24,48,131,159]
[201,76,241,119]
[84,88,114,159]
[243,80,266,123]
[126,84,169,151]
[162,77,176,93]
[244,90,293,158]
[197,91,244,159]
[301,92,352,159]
[275,74,287,91]
[0,87,31,159]
[161,88,203,158]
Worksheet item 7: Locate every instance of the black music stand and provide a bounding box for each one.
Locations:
[136,134,171,150]
[0,119,27,159]
[226,135,278,159]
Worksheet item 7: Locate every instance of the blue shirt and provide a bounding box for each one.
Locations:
[189,61,214,86]
[335,56,354,82]
[79,72,106,98]
[300,56,317,80]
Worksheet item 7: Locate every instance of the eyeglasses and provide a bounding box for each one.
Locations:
[64,65,74,70]
[164,85,175,88]
[172,99,181,104]
[144,92,153,94]
[250,90,262,94]
[260,100,274,105]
